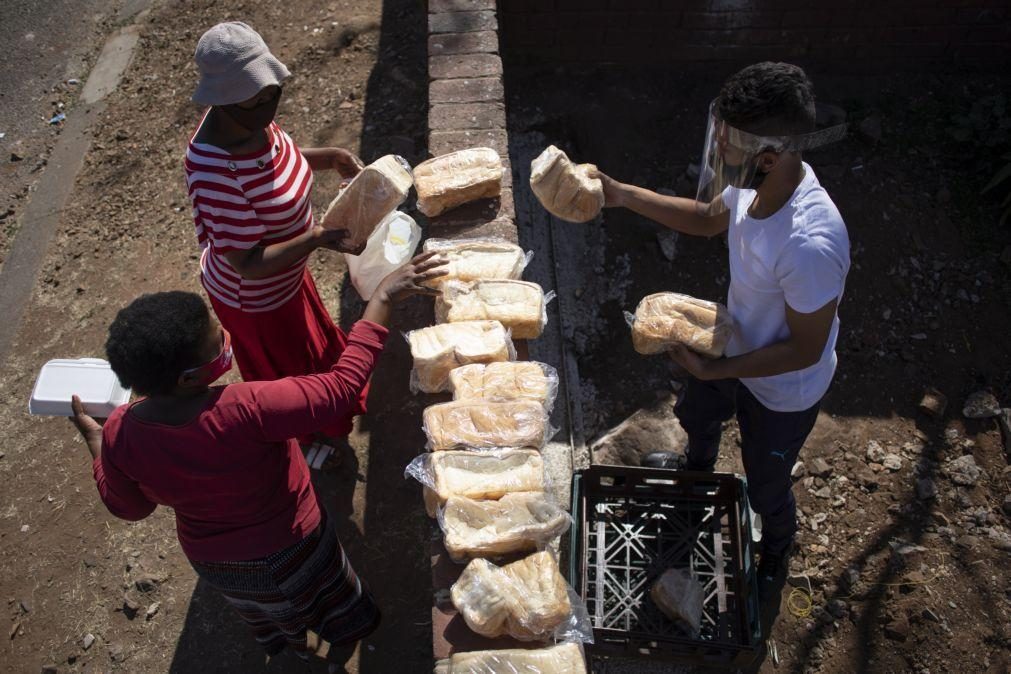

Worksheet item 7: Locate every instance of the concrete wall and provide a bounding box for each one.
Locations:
[498,0,1010,67]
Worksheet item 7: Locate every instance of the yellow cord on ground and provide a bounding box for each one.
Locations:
[787,587,813,618]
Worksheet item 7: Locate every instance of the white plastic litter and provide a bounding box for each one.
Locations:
[344,210,421,299]
[650,567,705,635]
[30,358,130,417]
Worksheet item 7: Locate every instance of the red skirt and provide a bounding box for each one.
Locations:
[207,270,367,438]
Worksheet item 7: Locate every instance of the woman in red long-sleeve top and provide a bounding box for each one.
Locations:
[70,253,444,661]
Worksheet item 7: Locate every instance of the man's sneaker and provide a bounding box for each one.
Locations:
[757,543,793,602]
[641,452,687,470]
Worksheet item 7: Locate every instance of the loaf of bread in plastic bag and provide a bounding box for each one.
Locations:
[408,320,513,393]
[414,147,503,217]
[423,400,549,451]
[406,449,545,516]
[630,292,732,358]
[320,154,413,246]
[529,145,604,223]
[451,552,571,641]
[449,362,558,407]
[434,642,587,674]
[436,280,546,340]
[421,238,528,288]
[440,493,570,561]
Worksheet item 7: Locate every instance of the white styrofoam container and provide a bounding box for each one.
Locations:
[29,358,131,417]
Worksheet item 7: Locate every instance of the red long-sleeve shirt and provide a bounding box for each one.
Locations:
[92,320,388,562]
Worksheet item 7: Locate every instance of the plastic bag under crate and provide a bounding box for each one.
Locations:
[568,466,762,669]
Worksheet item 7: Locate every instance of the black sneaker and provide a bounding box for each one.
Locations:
[757,544,792,602]
[641,452,687,470]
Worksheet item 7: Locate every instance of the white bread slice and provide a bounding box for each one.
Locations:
[435,280,545,340]
[321,154,413,245]
[449,362,555,406]
[423,400,549,451]
[441,493,570,562]
[529,145,604,223]
[433,642,587,674]
[631,292,732,358]
[420,238,526,288]
[449,558,522,638]
[409,320,512,393]
[414,147,503,217]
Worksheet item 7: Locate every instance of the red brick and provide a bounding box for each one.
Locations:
[429,10,498,34]
[426,216,518,244]
[429,76,504,104]
[429,30,499,56]
[781,9,831,28]
[429,129,509,157]
[956,7,1007,24]
[429,102,506,131]
[604,28,658,48]
[681,10,781,30]
[888,25,961,44]
[506,25,556,47]
[610,0,659,9]
[499,0,555,13]
[556,0,607,9]
[625,11,681,32]
[426,189,515,226]
[429,53,503,79]
[965,23,1010,42]
[429,0,496,12]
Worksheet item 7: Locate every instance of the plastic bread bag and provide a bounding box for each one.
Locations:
[433,641,588,674]
[420,237,533,288]
[320,154,413,247]
[436,492,571,563]
[448,361,559,410]
[650,567,705,636]
[344,210,422,300]
[625,292,734,358]
[407,320,516,394]
[450,551,593,644]
[529,145,604,224]
[414,147,504,217]
[404,449,546,517]
[422,400,555,451]
[435,280,553,341]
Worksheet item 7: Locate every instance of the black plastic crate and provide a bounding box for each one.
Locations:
[568,466,761,669]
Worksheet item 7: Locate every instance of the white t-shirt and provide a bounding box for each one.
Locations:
[722,163,850,412]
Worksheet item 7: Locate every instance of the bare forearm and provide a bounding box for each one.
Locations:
[362,292,394,327]
[300,147,333,172]
[229,230,318,279]
[708,340,820,380]
[613,183,726,237]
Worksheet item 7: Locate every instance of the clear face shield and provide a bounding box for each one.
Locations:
[695,99,847,215]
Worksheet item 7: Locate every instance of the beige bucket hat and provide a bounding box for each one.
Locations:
[192,22,291,106]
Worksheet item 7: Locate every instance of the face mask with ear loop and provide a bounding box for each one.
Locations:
[695,99,847,216]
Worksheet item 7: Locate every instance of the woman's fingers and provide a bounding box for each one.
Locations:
[410,250,441,264]
[409,284,442,297]
[416,269,449,282]
[413,257,449,274]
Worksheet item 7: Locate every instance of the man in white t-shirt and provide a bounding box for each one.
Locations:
[593,62,849,599]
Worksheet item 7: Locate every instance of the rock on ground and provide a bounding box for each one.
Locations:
[962,390,1001,419]
[946,454,983,486]
[591,393,688,466]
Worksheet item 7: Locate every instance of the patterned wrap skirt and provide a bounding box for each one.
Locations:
[190,511,380,658]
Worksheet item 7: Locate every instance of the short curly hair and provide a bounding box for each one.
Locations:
[717,62,816,137]
[105,291,211,396]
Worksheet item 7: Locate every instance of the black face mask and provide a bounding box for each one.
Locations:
[222,88,282,132]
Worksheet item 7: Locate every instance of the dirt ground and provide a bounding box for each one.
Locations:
[504,64,1011,673]
[3,0,1010,671]
[0,0,433,672]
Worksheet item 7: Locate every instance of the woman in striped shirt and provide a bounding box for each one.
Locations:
[185,22,371,446]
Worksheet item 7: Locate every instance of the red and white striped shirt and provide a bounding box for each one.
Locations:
[185,119,314,313]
